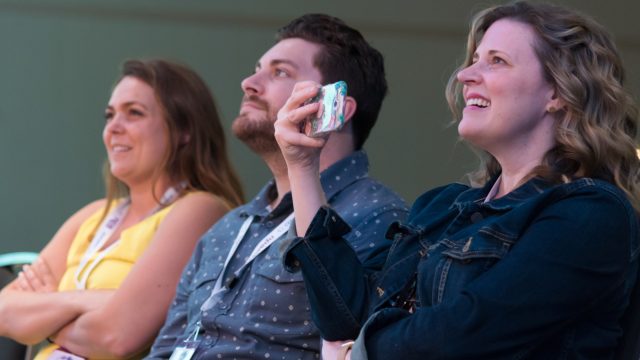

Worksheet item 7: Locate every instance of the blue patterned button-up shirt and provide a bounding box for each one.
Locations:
[146,151,408,359]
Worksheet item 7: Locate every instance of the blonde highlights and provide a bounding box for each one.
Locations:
[446,1,639,210]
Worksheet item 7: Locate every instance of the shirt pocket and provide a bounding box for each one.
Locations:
[248,243,316,339]
[189,259,225,294]
[430,229,514,305]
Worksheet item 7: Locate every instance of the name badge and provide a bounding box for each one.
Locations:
[169,342,199,360]
[47,349,86,360]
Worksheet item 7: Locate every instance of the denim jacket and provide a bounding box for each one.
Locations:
[283,177,640,359]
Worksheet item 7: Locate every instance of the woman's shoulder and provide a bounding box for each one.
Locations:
[177,191,233,211]
[36,198,108,272]
[82,198,108,212]
[70,199,108,225]
[159,190,231,225]
[549,178,636,213]
[543,178,639,260]
[534,177,639,250]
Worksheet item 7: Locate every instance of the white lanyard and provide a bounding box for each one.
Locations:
[74,185,183,290]
[200,212,294,311]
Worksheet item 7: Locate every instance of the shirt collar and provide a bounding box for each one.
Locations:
[454,175,553,211]
[240,150,370,218]
[483,175,502,204]
[319,149,370,200]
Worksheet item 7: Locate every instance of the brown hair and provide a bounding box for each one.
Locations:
[102,59,244,216]
[276,14,388,150]
[446,1,640,210]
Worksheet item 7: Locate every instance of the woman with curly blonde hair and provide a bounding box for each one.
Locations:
[274,1,639,358]
[446,0,640,211]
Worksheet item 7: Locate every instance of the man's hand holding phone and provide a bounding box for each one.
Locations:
[303,81,348,138]
[275,80,349,171]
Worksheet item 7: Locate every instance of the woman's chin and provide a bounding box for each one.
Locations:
[457,123,477,142]
[109,167,132,183]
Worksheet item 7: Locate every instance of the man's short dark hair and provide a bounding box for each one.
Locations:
[276,14,387,150]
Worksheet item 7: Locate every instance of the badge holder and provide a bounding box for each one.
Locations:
[169,321,202,360]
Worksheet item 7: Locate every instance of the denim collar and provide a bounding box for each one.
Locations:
[453,175,553,212]
[240,150,370,219]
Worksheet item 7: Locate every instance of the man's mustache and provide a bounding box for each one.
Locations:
[241,95,269,111]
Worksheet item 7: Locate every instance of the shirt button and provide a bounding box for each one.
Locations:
[470,212,483,223]
[266,221,274,227]
[219,303,228,310]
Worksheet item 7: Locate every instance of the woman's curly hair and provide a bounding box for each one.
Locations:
[446,1,639,210]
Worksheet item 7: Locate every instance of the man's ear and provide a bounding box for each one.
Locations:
[343,96,357,124]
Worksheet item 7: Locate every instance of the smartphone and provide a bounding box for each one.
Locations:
[303,81,348,138]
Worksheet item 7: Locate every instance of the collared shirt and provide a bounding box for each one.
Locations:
[146,150,408,359]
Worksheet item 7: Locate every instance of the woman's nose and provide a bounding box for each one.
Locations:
[457,62,481,85]
[104,113,124,134]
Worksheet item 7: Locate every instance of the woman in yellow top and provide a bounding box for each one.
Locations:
[0,59,244,359]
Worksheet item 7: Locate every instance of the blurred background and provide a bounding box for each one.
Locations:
[0,0,638,253]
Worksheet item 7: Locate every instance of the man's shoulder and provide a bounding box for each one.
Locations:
[331,176,407,209]
[329,176,409,228]
[194,201,255,245]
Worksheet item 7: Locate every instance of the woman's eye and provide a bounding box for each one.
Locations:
[491,56,506,64]
[129,109,144,117]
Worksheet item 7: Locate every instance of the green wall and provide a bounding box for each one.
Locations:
[0,0,638,253]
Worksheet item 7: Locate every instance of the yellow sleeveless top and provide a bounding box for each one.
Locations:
[35,201,175,360]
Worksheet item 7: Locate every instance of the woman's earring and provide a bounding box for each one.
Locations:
[547,106,557,113]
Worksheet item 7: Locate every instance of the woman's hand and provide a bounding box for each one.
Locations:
[322,340,353,360]
[274,81,327,172]
[16,258,58,293]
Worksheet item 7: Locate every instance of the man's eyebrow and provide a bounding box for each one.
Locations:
[270,59,299,69]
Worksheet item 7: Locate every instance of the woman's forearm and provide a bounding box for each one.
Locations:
[54,305,141,359]
[0,289,88,344]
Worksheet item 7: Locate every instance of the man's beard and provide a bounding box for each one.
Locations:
[232,95,281,154]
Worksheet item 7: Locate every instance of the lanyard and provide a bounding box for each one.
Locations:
[200,212,294,311]
[74,185,183,290]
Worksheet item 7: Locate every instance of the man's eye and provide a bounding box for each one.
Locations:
[104,111,113,121]
[275,69,289,78]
